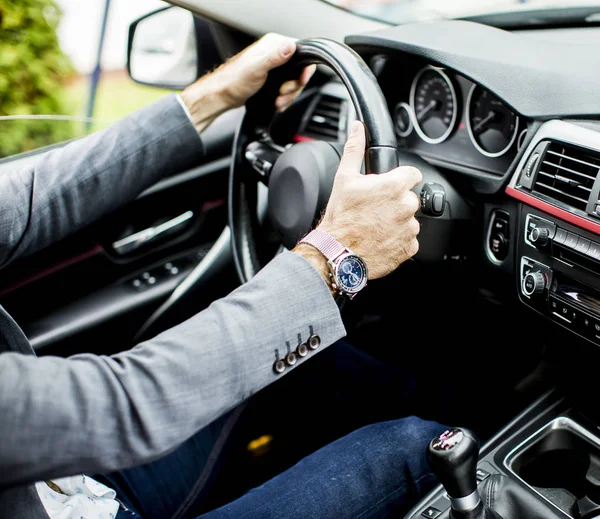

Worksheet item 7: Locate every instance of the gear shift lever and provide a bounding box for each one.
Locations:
[425,428,565,519]
[427,428,487,517]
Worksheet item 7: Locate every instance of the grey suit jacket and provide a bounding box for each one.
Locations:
[0,94,346,518]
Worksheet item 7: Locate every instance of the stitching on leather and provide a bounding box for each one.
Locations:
[488,475,498,510]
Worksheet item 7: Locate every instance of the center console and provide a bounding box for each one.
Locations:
[405,392,600,519]
[406,120,600,518]
[517,208,600,346]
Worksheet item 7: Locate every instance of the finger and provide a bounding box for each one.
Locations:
[408,237,420,258]
[259,33,297,70]
[279,79,302,96]
[337,121,366,176]
[409,217,421,236]
[279,65,317,96]
[300,64,317,85]
[275,91,298,112]
[383,165,423,193]
[400,191,421,216]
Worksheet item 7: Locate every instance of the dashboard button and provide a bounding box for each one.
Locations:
[593,320,600,339]
[432,193,444,214]
[476,469,491,482]
[557,304,571,322]
[421,507,442,519]
[554,228,568,245]
[549,297,559,313]
[587,242,600,260]
[494,217,509,238]
[575,237,591,254]
[490,232,508,260]
[555,301,576,323]
[530,227,550,247]
[523,271,545,296]
[580,314,594,337]
[565,232,579,249]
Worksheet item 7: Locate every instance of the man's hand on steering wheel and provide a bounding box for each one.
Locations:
[295,122,423,284]
[180,33,315,133]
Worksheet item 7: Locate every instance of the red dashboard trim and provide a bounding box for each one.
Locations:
[505,186,600,235]
[293,134,315,143]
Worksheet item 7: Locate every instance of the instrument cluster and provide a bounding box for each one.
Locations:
[390,65,526,175]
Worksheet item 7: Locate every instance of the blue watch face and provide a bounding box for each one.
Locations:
[336,255,367,293]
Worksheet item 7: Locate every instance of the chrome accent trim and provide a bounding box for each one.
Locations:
[450,490,480,512]
[523,213,554,249]
[394,101,413,138]
[517,128,528,151]
[466,84,519,158]
[112,211,194,255]
[409,66,458,145]
[484,209,508,266]
[133,226,232,342]
[508,120,600,190]
[504,416,600,519]
[519,256,551,300]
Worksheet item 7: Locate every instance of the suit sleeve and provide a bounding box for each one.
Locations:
[0,251,346,487]
[0,94,203,267]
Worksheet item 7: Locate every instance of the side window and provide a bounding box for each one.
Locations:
[0,0,168,160]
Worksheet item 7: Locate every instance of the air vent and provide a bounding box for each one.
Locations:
[533,141,600,212]
[302,94,345,141]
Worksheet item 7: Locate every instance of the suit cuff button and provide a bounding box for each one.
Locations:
[308,335,321,350]
[296,343,308,357]
[273,359,286,374]
[285,351,298,366]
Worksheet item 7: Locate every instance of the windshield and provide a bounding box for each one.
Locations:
[323,0,600,25]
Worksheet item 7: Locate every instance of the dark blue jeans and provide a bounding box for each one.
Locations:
[100,340,447,519]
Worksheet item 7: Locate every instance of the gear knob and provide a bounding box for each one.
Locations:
[427,428,481,512]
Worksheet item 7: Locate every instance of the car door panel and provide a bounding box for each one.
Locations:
[0,109,243,356]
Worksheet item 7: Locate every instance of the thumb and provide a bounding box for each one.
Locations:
[259,33,297,71]
[337,120,366,176]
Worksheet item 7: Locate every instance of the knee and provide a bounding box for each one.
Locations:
[360,416,446,484]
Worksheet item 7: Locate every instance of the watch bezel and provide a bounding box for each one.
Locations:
[330,253,368,295]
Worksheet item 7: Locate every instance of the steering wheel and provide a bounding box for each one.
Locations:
[229,38,399,283]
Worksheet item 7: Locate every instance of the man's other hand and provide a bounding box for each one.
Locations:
[317,121,422,279]
[181,33,315,132]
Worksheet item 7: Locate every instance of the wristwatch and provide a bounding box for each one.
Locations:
[299,228,368,299]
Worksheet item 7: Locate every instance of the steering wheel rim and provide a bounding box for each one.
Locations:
[229,38,398,284]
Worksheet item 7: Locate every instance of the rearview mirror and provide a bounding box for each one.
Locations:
[127,7,199,89]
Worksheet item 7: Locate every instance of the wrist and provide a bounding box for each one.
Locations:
[292,243,336,297]
[180,77,232,133]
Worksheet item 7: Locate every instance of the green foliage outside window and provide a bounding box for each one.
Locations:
[0,0,76,158]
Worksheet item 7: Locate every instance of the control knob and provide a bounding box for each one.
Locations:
[530,227,549,247]
[523,271,546,296]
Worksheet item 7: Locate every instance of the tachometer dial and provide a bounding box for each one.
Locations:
[394,102,413,138]
[410,66,458,144]
[467,85,519,157]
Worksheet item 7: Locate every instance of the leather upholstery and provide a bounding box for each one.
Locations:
[438,475,565,519]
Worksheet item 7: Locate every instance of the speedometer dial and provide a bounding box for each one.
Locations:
[410,66,458,144]
[467,85,519,157]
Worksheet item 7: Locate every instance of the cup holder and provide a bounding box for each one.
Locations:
[505,417,600,518]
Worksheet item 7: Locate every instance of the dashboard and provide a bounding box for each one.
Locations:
[293,19,600,356]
